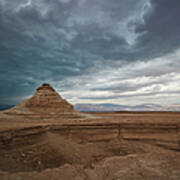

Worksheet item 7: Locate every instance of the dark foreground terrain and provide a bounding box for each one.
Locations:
[0,111,180,180]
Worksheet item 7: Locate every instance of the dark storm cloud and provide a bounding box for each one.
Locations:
[0,0,180,104]
[136,0,180,59]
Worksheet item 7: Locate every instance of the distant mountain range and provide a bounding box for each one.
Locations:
[1,103,180,112]
[75,103,180,112]
[0,104,15,111]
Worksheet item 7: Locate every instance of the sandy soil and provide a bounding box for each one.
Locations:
[0,112,180,180]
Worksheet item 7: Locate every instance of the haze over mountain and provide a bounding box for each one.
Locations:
[75,103,180,112]
[0,0,180,105]
[75,103,160,112]
[2,102,180,112]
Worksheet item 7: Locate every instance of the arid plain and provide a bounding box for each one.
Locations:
[0,84,180,180]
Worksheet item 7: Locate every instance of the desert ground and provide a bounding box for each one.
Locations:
[0,112,180,180]
[0,84,180,180]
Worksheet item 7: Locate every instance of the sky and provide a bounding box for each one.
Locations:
[0,0,180,105]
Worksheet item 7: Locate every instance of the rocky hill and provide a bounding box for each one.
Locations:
[3,84,83,119]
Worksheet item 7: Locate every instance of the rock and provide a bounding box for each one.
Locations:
[24,83,74,112]
[21,153,26,157]
[3,84,82,119]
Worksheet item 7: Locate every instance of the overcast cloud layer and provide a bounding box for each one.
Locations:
[0,0,180,105]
